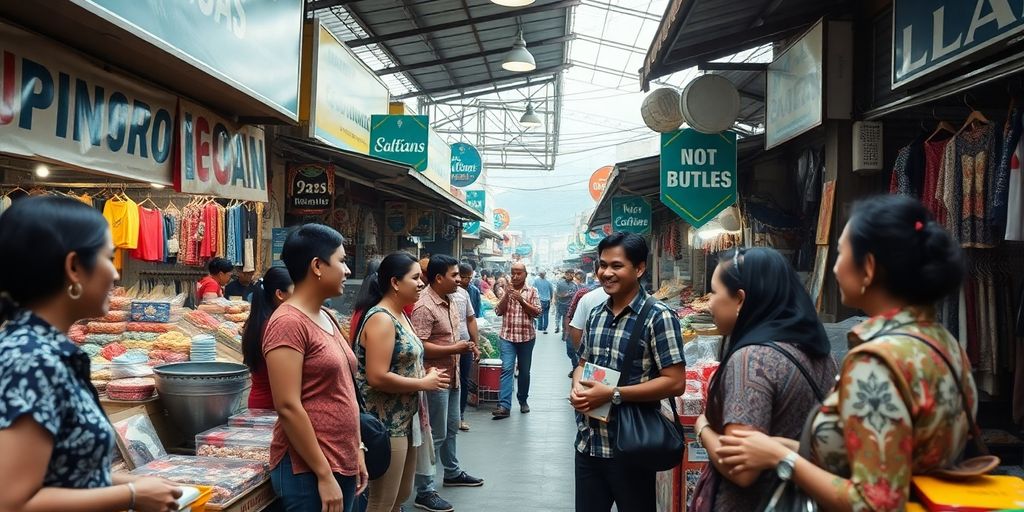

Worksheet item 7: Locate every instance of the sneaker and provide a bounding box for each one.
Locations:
[542,330,548,334]
[459,421,470,431]
[443,471,485,487]
[414,492,454,512]
[555,328,560,333]
[567,370,574,378]
[492,407,510,420]
[520,402,530,413]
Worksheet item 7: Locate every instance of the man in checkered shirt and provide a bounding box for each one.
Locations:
[492,262,542,419]
[569,232,687,511]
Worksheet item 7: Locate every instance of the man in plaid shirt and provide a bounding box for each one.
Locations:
[493,262,542,419]
[569,232,686,511]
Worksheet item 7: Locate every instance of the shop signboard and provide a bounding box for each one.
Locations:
[176,99,268,202]
[271,228,289,267]
[76,0,303,120]
[568,241,584,255]
[450,142,483,187]
[425,130,453,190]
[660,129,737,229]
[370,114,429,169]
[287,163,334,214]
[516,243,533,256]
[893,0,1024,88]
[0,21,176,185]
[493,208,510,231]
[409,209,435,242]
[584,229,604,246]
[611,196,652,235]
[464,190,486,235]
[589,165,613,201]
[385,201,407,235]
[307,24,389,154]
[766,21,823,149]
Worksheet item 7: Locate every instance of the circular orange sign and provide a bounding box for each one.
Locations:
[589,166,613,201]
[493,208,511,231]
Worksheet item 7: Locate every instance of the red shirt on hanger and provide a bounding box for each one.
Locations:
[131,206,165,262]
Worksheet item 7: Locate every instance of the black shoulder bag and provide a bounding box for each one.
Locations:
[611,296,686,471]
[333,309,391,480]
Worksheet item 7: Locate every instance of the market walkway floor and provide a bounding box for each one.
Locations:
[405,328,580,511]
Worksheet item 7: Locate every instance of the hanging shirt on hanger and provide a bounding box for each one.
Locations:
[957,124,998,247]
[1006,116,1024,241]
[131,205,165,262]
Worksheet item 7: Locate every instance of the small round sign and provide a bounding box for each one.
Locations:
[589,166,612,201]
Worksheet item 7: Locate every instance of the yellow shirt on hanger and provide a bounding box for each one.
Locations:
[103,196,140,249]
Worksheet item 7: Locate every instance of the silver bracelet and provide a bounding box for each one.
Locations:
[127,482,136,512]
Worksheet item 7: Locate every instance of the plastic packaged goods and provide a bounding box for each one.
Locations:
[109,296,131,311]
[123,332,160,342]
[112,413,167,468]
[149,349,190,364]
[99,310,130,322]
[84,333,122,346]
[184,310,221,332]
[227,409,279,429]
[195,426,272,463]
[129,455,269,506]
[130,301,172,323]
[99,342,128,361]
[197,303,227,315]
[106,377,156,401]
[87,321,127,334]
[680,380,705,417]
[223,312,249,323]
[68,324,87,344]
[190,335,217,362]
[126,322,177,333]
[109,362,154,379]
[80,343,102,358]
[152,331,192,354]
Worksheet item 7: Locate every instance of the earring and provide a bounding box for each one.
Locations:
[317,274,322,281]
[67,282,83,300]
[860,285,867,295]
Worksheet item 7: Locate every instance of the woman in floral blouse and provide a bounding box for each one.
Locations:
[0,197,181,512]
[354,252,450,512]
[717,195,976,511]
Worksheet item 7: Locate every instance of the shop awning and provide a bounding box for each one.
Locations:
[640,0,846,90]
[479,224,502,241]
[275,136,484,221]
[588,134,764,230]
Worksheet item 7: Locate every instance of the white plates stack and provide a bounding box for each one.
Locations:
[190,334,216,362]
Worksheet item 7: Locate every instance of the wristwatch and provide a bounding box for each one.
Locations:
[611,387,622,405]
[776,451,798,481]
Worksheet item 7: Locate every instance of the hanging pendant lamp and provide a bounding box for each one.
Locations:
[502,30,536,72]
[519,102,542,128]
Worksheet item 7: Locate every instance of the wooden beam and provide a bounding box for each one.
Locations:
[376,34,575,75]
[345,0,581,48]
[697,62,767,72]
[395,64,570,100]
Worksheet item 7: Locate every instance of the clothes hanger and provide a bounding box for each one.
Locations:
[957,94,991,135]
[138,193,159,209]
[925,108,957,142]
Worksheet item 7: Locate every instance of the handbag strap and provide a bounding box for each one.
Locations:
[869,330,988,456]
[614,295,682,423]
[749,342,826,402]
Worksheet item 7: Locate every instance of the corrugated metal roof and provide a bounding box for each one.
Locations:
[641,0,849,89]
[311,0,575,101]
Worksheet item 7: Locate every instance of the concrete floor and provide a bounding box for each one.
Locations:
[405,328,580,512]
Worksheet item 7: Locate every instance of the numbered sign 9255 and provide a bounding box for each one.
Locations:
[287,164,335,214]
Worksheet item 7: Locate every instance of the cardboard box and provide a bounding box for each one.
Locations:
[130,301,172,323]
[206,481,277,512]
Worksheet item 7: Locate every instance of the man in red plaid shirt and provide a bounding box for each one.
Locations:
[492,262,542,419]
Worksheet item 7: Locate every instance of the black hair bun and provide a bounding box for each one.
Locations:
[909,220,965,304]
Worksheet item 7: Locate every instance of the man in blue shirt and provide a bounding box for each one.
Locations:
[532,271,554,333]
[458,263,482,431]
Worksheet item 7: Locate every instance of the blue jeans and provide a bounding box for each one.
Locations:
[415,387,462,496]
[271,452,358,512]
[537,301,551,331]
[555,303,570,330]
[566,338,580,371]
[499,338,536,410]
[460,353,474,416]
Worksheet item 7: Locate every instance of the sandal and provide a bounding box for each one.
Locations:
[459,421,470,431]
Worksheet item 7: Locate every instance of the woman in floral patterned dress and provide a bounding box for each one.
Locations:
[0,197,181,512]
[355,252,450,512]
[716,195,975,511]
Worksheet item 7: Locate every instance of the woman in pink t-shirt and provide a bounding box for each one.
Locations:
[264,224,366,512]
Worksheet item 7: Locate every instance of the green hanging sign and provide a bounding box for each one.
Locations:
[370,115,429,171]
[611,195,652,235]
[660,129,737,228]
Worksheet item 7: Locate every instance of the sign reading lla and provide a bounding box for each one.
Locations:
[176,99,268,202]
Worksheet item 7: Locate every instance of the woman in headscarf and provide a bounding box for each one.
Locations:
[691,247,837,511]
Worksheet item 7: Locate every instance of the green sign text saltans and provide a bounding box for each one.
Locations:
[660,129,737,228]
[370,115,429,171]
[611,195,651,235]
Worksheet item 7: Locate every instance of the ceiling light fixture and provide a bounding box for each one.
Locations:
[519,102,542,128]
[34,164,50,178]
[491,0,536,5]
[502,29,536,72]
[151,183,165,189]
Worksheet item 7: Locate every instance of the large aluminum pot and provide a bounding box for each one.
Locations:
[153,362,251,445]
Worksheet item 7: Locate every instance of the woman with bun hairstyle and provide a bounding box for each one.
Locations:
[265,224,366,512]
[354,252,450,512]
[242,267,294,410]
[0,196,182,512]
[715,195,977,511]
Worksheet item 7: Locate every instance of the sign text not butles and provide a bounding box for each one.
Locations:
[611,196,652,235]
[660,129,737,229]
[177,99,268,202]
[893,0,1024,88]
[287,164,334,214]
[0,21,176,185]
